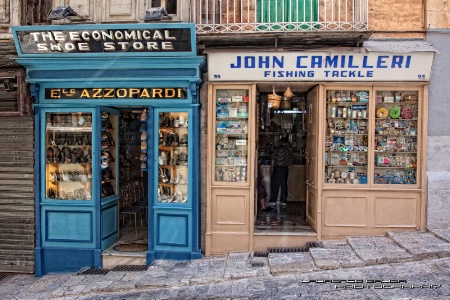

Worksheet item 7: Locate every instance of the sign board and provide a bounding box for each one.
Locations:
[207,51,434,81]
[12,24,195,57]
[45,87,187,99]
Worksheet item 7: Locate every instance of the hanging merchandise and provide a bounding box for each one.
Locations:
[267,85,281,109]
[280,97,292,110]
[284,85,294,98]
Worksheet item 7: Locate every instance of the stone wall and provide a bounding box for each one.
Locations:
[426,30,450,229]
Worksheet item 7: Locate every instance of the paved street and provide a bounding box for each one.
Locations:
[2,229,450,299]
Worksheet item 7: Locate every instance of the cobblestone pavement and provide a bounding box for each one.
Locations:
[2,229,450,299]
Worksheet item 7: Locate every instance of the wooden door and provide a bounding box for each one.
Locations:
[306,86,320,232]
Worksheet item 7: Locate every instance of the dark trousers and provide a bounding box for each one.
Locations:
[270,166,289,204]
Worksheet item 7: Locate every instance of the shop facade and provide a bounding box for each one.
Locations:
[12,23,204,276]
[204,44,435,255]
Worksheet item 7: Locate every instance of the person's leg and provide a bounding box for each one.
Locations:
[270,167,281,205]
[259,197,267,210]
[280,167,289,204]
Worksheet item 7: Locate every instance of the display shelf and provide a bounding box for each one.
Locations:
[46,112,93,200]
[158,111,189,203]
[214,88,249,183]
[100,110,117,197]
[324,89,369,184]
[374,90,418,185]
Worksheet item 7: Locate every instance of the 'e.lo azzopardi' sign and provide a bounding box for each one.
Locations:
[45,88,188,99]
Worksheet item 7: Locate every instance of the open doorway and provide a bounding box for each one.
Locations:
[255,86,313,233]
[104,108,149,254]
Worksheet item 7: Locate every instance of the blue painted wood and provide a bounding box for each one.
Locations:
[156,213,189,247]
[100,107,120,250]
[19,24,205,274]
[191,104,202,254]
[101,200,119,249]
[42,248,97,274]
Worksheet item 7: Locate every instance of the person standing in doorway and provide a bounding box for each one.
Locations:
[269,136,292,207]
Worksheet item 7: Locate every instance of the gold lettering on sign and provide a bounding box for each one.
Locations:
[165,88,175,98]
[47,88,186,99]
[116,89,127,98]
[152,89,163,98]
[62,89,75,96]
[92,89,102,98]
[104,89,114,98]
[51,89,61,98]
[129,88,140,97]
[80,89,90,98]
[140,89,150,98]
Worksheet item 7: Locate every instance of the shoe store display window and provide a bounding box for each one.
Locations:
[46,112,94,201]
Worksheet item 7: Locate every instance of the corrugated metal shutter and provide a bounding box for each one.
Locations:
[0,117,35,273]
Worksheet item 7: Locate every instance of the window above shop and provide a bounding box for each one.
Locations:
[0,70,29,117]
[49,0,190,23]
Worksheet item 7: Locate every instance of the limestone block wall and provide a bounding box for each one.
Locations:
[426,30,450,229]
[427,0,450,29]
[369,0,424,38]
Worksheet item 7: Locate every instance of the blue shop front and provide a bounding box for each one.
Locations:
[12,23,204,276]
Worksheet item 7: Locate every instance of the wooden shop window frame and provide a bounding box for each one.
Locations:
[0,69,29,117]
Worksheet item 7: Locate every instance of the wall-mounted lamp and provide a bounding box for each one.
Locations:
[3,78,17,92]
[144,7,171,22]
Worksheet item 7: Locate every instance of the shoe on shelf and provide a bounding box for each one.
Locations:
[141,131,147,140]
[140,109,148,121]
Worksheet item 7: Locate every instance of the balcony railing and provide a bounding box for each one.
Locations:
[192,0,368,34]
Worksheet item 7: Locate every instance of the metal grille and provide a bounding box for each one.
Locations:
[76,268,110,275]
[110,265,148,272]
[174,261,189,267]
[194,0,369,34]
[253,251,269,257]
[0,273,11,282]
[251,262,265,267]
[306,241,323,248]
[269,247,309,253]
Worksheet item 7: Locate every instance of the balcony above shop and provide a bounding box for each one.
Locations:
[193,0,371,49]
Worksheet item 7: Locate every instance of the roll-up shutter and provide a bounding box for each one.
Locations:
[0,117,34,273]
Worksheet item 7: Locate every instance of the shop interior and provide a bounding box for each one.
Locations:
[255,83,315,233]
[104,108,149,253]
[104,107,190,253]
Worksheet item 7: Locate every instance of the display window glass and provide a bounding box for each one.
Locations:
[325,90,369,184]
[157,111,189,203]
[214,88,249,183]
[374,90,418,185]
[45,112,93,200]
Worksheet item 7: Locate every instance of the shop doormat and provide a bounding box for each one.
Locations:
[113,243,148,252]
